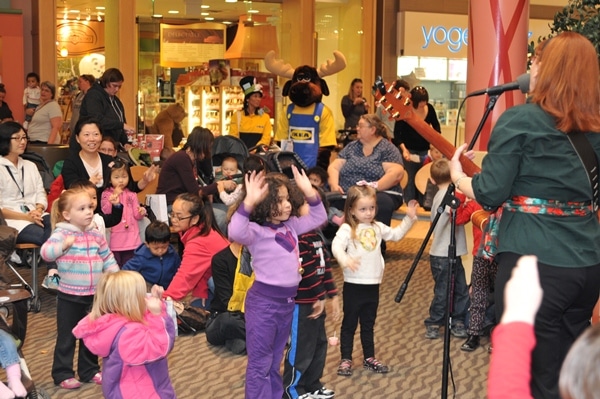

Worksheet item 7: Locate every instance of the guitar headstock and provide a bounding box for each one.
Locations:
[372,76,414,122]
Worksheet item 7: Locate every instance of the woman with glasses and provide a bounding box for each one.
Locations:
[162,192,229,309]
[73,68,136,152]
[328,114,404,228]
[26,81,63,144]
[0,121,51,245]
[392,85,441,205]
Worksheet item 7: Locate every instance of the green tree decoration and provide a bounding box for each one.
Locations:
[530,0,600,64]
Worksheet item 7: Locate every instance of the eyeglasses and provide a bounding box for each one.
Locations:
[168,212,193,222]
[11,136,28,142]
[356,123,372,129]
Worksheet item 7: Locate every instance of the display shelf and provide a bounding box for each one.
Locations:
[184,82,244,136]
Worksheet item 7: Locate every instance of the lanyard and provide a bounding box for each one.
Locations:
[5,165,24,198]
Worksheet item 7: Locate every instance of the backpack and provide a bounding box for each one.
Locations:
[20,151,54,193]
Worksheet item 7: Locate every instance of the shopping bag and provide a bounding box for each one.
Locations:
[145,194,169,223]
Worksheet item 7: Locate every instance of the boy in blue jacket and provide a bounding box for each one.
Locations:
[123,221,181,288]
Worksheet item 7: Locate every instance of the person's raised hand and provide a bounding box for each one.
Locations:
[143,164,159,183]
[500,255,543,325]
[145,295,163,315]
[292,165,316,198]
[243,170,268,209]
[406,199,419,220]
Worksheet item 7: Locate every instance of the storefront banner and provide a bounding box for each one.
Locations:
[160,23,226,67]
[399,12,554,58]
[56,21,105,56]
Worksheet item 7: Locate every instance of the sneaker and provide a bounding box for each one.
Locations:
[336,359,353,377]
[42,274,60,290]
[9,251,22,265]
[363,357,389,374]
[59,378,81,389]
[451,322,468,338]
[311,386,335,399]
[298,394,312,399]
[90,372,102,385]
[425,325,440,339]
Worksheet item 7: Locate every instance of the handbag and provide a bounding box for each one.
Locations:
[174,303,210,336]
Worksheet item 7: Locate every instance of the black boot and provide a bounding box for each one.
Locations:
[460,335,480,352]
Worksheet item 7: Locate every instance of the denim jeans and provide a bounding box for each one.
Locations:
[425,255,470,327]
[16,214,52,245]
[0,330,20,367]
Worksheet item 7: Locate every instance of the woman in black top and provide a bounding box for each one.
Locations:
[392,86,441,204]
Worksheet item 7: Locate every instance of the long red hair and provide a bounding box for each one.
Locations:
[530,32,600,133]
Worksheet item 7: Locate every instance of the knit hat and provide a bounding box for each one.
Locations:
[239,76,263,99]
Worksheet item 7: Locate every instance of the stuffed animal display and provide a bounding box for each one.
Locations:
[265,51,346,169]
[150,103,187,150]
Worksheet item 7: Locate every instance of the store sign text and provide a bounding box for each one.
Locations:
[422,25,534,53]
[422,25,469,53]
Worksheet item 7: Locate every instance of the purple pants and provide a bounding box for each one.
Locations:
[244,281,297,399]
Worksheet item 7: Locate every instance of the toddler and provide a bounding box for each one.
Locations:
[123,221,181,289]
[101,160,146,266]
[332,185,417,376]
[424,158,470,340]
[41,188,119,389]
[217,156,243,206]
[73,271,176,399]
[228,166,327,398]
[22,72,40,128]
[307,166,343,226]
[0,329,26,399]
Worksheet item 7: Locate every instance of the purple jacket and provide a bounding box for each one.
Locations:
[73,306,176,399]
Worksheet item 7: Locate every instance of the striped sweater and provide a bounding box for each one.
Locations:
[41,222,119,296]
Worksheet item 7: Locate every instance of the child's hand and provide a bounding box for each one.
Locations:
[292,165,316,198]
[243,170,268,209]
[308,300,325,319]
[145,296,163,315]
[344,257,360,272]
[151,284,164,298]
[329,296,341,322]
[143,164,159,183]
[138,206,147,216]
[63,236,75,252]
[110,187,123,204]
[406,199,419,220]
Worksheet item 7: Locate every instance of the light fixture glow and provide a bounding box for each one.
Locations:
[204,17,214,20]
[168,10,179,14]
[201,12,209,16]
[153,14,163,18]
[225,0,238,2]
[60,48,69,57]
[201,5,210,8]
[96,6,105,10]
[247,9,259,14]
[223,21,232,25]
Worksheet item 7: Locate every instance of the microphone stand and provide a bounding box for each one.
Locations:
[395,184,460,399]
[466,94,500,151]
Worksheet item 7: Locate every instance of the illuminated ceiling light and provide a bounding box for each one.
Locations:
[204,17,214,20]
[247,9,259,14]
[97,12,102,21]
[223,21,232,25]
[201,5,210,8]
[69,9,80,13]
[225,0,238,2]
[201,12,209,16]
[60,48,69,57]
[168,10,179,14]
[96,6,105,10]
[153,14,163,18]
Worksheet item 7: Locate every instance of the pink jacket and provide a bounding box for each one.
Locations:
[73,307,176,399]
[101,187,145,251]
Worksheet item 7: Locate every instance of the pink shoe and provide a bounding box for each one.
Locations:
[59,378,81,389]
[91,372,102,385]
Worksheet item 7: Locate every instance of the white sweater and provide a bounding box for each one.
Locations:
[332,216,416,285]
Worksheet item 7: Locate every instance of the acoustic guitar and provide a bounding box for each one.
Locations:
[372,76,481,177]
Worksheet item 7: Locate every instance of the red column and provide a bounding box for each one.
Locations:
[465,0,529,150]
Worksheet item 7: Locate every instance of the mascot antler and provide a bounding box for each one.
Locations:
[317,51,347,78]
[264,50,295,79]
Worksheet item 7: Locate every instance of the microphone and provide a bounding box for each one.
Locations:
[467,73,530,97]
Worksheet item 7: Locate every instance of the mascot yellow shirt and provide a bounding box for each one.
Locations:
[275,103,337,148]
[229,111,272,147]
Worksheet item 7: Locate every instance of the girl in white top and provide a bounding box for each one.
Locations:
[331,185,417,376]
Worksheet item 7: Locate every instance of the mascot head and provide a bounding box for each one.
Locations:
[265,51,346,108]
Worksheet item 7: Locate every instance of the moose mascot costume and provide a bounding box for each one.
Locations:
[265,50,346,169]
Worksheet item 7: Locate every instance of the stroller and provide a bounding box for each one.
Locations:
[250,144,309,179]
[0,214,49,398]
[212,135,250,183]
